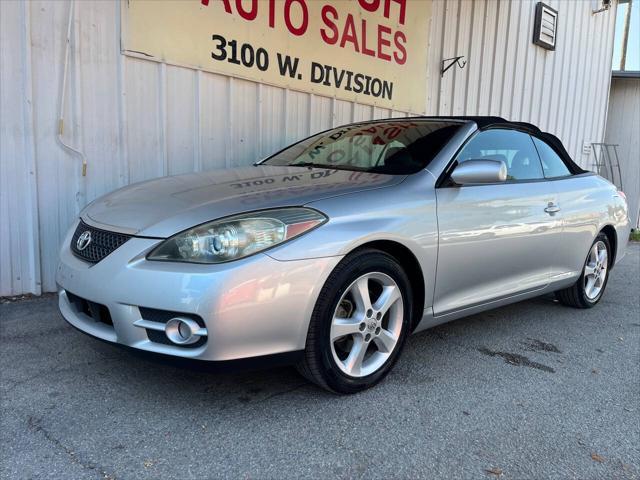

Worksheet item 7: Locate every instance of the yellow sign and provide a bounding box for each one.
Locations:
[122,0,429,113]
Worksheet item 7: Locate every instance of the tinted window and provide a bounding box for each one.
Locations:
[533,137,572,178]
[456,129,544,180]
[262,121,461,174]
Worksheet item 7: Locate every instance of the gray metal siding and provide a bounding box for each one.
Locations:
[0,0,618,295]
[605,77,640,228]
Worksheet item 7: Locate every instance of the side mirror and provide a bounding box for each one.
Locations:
[450,159,507,185]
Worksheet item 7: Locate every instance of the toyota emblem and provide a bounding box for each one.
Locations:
[76,231,92,251]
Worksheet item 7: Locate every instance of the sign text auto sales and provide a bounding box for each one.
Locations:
[122,0,429,111]
[204,0,408,100]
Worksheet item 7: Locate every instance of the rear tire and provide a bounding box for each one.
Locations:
[555,233,611,308]
[297,249,412,394]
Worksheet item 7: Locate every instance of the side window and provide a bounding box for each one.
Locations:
[532,137,572,178]
[456,129,544,180]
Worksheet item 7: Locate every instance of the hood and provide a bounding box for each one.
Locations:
[83,165,405,237]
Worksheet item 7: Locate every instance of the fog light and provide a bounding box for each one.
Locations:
[165,317,201,345]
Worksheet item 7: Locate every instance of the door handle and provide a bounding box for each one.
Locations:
[544,203,561,214]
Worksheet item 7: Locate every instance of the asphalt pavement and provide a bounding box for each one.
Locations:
[1,244,639,479]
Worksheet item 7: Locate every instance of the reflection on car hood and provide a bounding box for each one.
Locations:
[83,165,405,237]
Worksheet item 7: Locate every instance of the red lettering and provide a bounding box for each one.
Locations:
[393,30,407,65]
[320,5,339,45]
[201,0,209,5]
[284,0,308,36]
[268,0,276,28]
[357,0,380,13]
[360,19,376,57]
[357,0,405,25]
[340,14,359,51]
[377,25,392,62]
[384,0,406,25]
[216,0,232,13]
[235,0,257,20]
[384,126,402,139]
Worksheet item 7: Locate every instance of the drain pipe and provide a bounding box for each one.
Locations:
[57,0,87,176]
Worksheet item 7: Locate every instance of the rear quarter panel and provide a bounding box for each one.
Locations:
[554,174,630,273]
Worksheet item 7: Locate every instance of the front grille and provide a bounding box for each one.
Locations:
[66,291,113,326]
[71,220,132,263]
[139,307,207,348]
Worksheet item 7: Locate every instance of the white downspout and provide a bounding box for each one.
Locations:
[56,0,87,176]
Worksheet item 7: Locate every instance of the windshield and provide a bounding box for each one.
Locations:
[261,120,461,174]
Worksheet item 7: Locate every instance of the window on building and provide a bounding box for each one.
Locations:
[456,129,544,181]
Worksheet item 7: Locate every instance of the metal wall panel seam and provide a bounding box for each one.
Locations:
[458,0,473,116]
[194,69,202,172]
[538,0,557,133]
[439,0,458,115]
[466,0,486,116]
[21,0,42,295]
[571,4,596,166]
[225,76,233,169]
[425,0,444,113]
[517,3,535,122]
[257,83,264,157]
[477,0,497,115]
[509,2,529,121]
[330,97,336,127]
[588,11,607,159]
[496,0,514,116]
[158,62,168,176]
[587,11,603,163]
[453,0,472,116]
[116,0,129,187]
[565,1,588,159]
[597,10,617,152]
[0,0,18,294]
[307,92,314,136]
[556,1,578,147]
[489,0,508,117]
[71,0,86,212]
[282,87,290,139]
[449,0,463,115]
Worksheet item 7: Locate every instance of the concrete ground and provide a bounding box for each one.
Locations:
[1,245,639,480]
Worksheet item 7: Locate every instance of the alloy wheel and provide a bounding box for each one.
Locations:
[329,272,404,377]
[584,240,608,300]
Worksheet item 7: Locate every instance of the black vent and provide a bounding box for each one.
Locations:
[71,220,132,263]
[66,292,113,326]
[139,307,207,348]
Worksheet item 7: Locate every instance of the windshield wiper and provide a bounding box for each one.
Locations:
[265,161,356,172]
[290,161,325,169]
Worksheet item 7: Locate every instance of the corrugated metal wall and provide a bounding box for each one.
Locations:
[426,0,617,163]
[0,0,618,296]
[605,77,640,228]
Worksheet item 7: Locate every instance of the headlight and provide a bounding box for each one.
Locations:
[147,208,327,264]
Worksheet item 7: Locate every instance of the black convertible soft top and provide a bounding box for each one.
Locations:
[417,115,586,175]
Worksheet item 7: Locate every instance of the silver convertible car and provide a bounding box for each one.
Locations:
[57,117,630,393]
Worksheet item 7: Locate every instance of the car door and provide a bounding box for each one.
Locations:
[531,135,599,279]
[433,128,562,315]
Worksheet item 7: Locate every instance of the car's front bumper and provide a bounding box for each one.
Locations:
[56,221,342,362]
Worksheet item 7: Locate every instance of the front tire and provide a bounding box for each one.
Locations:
[297,249,412,394]
[555,233,611,308]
